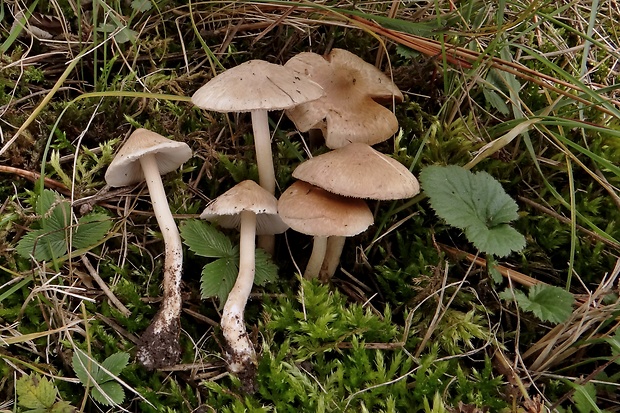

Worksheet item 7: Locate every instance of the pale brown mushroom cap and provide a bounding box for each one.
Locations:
[104,128,192,187]
[191,60,324,112]
[284,49,403,149]
[292,142,420,200]
[278,181,373,237]
[200,180,289,235]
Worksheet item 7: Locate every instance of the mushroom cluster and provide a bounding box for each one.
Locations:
[104,49,418,386]
[279,49,420,281]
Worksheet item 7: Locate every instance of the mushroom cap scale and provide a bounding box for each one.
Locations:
[284,49,403,149]
[278,181,373,237]
[200,180,288,235]
[105,128,192,187]
[292,142,420,200]
[191,60,324,113]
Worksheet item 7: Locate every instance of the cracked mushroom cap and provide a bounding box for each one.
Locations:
[292,142,420,200]
[104,128,192,187]
[284,48,403,149]
[278,181,373,237]
[191,60,324,113]
[200,180,289,235]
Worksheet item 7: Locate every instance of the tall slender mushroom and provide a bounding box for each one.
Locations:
[278,180,373,280]
[191,60,324,195]
[285,48,403,149]
[105,128,192,369]
[200,180,288,377]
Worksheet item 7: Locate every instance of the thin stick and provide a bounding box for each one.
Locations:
[0,165,70,195]
[81,255,131,317]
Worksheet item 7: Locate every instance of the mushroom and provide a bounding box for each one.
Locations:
[284,48,403,149]
[278,180,373,280]
[200,180,288,376]
[191,60,324,195]
[292,142,420,279]
[105,128,192,369]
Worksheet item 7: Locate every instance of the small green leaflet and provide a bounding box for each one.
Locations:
[16,190,112,261]
[16,373,74,413]
[500,284,574,324]
[131,0,152,13]
[16,374,56,410]
[570,382,602,413]
[604,328,620,364]
[420,165,526,257]
[483,69,511,116]
[72,349,129,406]
[180,219,279,305]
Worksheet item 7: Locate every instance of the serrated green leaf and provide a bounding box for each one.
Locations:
[200,258,238,303]
[484,69,511,116]
[180,219,235,258]
[20,192,111,261]
[98,352,130,382]
[604,328,620,364]
[16,228,68,261]
[41,200,71,232]
[465,223,526,257]
[50,400,75,413]
[36,190,59,217]
[72,212,112,250]
[504,284,575,324]
[91,381,125,406]
[72,349,98,386]
[72,350,127,406]
[255,248,279,286]
[420,165,525,257]
[487,256,503,284]
[16,374,58,409]
[572,382,599,413]
[131,0,152,12]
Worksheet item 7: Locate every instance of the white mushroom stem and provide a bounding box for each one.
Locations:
[136,154,183,367]
[221,210,257,373]
[319,236,346,281]
[251,110,277,256]
[250,110,276,195]
[304,235,328,279]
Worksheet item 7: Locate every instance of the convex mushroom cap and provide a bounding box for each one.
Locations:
[105,128,192,187]
[278,180,373,237]
[191,60,324,196]
[191,60,325,112]
[284,48,403,149]
[292,142,420,200]
[278,180,373,280]
[201,180,288,235]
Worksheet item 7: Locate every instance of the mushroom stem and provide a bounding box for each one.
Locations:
[304,235,328,279]
[250,110,276,195]
[135,153,183,369]
[221,209,257,373]
[319,236,346,281]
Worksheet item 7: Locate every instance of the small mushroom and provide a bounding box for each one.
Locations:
[191,60,324,195]
[284,48,403,149]
[105,128,192,369]
[292,142,420,279]
[200,180,288,377]
[278,180,373,280]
